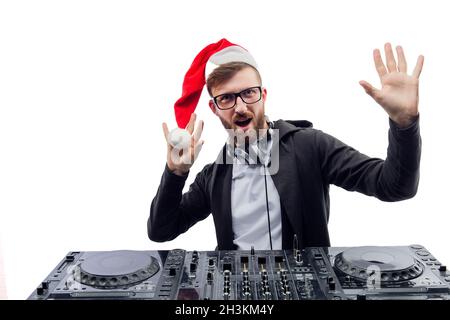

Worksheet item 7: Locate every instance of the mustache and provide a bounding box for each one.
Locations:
[233,113,253,122]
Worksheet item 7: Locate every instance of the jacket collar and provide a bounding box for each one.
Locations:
[211,119,313,250]
[273,119,313,140]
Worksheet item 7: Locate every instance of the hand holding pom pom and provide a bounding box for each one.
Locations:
[162,113,204,176]
[168,128,192,150]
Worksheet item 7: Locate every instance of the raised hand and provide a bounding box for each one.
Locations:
[359,43,424,128]
[162,113,204,176]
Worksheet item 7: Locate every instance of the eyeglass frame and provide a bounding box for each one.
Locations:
[212,86,263,110]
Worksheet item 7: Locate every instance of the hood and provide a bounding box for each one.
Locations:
[273,119,313,140]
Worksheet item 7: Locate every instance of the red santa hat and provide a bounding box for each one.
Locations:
[173,38,258,128]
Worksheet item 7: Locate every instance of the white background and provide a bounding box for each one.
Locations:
[1,0,449,299]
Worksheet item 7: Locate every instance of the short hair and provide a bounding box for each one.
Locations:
[206,61,262,96]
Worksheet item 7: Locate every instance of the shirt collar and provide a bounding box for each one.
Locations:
[229,117,274,167]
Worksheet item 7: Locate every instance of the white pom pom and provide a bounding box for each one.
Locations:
[168,128,191,150]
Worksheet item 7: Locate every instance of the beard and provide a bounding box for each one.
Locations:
[219,108,267,132]
[219,109,268,147]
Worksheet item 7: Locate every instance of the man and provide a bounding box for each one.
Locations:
[148,39,423,250]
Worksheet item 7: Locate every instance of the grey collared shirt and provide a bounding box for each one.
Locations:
[230,127,282,250]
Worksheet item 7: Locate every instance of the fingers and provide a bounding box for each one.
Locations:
[373,49,387,80]
[396,45,407,73]
[374,43,423,78]
[186,113,196,134]
[193,120,204,143]
[187,134,196,164]
[193,140,204,162]
[359,80,380,100]
[412,55,424,79]
[162,122,170,143]
[186,136,204,164]
[164,115,204,166]
[384,43,397,73]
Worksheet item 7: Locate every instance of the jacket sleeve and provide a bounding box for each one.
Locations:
[148,164,212,242]
[317,117,421,201]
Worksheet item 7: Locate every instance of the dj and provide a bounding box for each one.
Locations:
[148,39,423,251]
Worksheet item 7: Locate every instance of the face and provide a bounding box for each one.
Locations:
[208,67,268,134]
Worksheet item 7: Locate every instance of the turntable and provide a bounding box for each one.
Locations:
[329,245,450,299]
[28,249,186,299]
[28,245,450,300]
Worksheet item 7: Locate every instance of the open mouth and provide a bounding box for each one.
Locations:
[234,118,252,128]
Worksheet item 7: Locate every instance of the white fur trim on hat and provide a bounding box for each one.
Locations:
[204,45,258,81]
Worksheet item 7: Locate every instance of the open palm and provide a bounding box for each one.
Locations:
[360,43,424,128]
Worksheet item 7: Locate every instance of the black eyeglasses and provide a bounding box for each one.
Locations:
[212,86,262,110]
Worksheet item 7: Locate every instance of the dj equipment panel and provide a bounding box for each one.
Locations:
[29,245,450,300]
